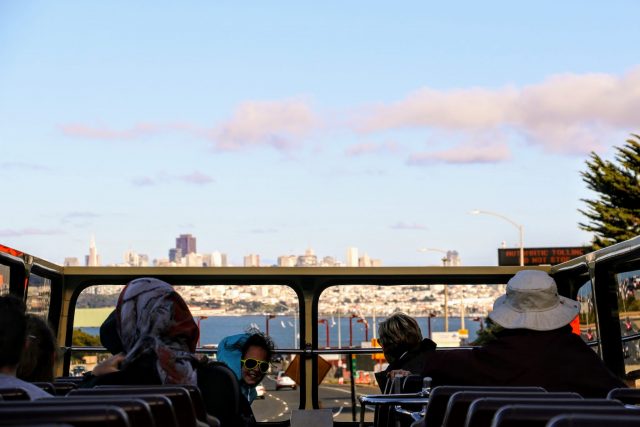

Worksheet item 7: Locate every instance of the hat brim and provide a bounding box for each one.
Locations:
[100,309,124,355]
[488,294,580,331]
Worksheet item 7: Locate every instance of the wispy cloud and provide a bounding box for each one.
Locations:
[0,162,49,171]
[0,228,63,237]
[250,228,278,234]
[61,212,100,223]
[60,122,195,140]
[353,67,640,155]
[345,140,400,157]
[390,221,428,230]
[131,171,214,187]
[407,142,511,165]
[210,99,320,151]
[178,172,215,185]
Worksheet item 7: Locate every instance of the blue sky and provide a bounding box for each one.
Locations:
[1,1,639,266]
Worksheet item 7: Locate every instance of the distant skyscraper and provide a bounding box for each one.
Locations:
[85,236,100,266]
[244,254,260,267]
[176,234,196,256]
[296,248,318,267]
[278,255,297,267]
[169,248,182,262]
[347,247,358,267]
[64,257,80,267]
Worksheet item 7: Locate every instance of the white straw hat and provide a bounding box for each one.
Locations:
[488,270,580,331]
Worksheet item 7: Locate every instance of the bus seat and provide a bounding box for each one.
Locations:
[70,386,196,427]
[441,391,581,427]
[491,404,637,427]
[66,394,177,427]
[36,397,156,427]
[463,397,618,427]
[546,413,640,427]
[0,387,30,400]
[51,381,79,395]
[607,387,640,405]
[33,382,56,394]
[0,404,131,427]
[421,386,546,427]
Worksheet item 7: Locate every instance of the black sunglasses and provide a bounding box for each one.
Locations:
[241,358,270,373]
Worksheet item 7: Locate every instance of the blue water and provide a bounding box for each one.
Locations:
[78,315,483,349]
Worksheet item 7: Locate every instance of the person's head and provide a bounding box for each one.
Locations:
[240,332,275,386]
[488,270,580,331]
[378,312,423,363]
[99,277,199,384]
[0,295,27,372]
[17,315,58,382]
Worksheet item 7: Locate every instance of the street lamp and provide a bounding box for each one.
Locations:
[357,318,369,342]
[318,319,330,348]
[418,248,452,332]
[265,314,276,336]
[470,209,524,266]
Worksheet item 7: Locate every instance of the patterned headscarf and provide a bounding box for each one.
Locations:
[116,277,199,385]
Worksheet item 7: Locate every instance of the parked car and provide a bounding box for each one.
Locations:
[275,371,296,390]
[255,384,266,399]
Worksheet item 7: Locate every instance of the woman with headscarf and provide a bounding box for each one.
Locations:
[84,277,256,427]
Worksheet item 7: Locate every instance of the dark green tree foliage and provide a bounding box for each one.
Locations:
[579,135,640,250]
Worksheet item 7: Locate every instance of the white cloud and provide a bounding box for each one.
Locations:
[353,67,640,155]
[210,99,319,151]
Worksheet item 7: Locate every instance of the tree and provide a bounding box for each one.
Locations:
[579,134,640,250]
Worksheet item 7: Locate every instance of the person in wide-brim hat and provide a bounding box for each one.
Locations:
[409,269,626,398]
[488,269,580,331]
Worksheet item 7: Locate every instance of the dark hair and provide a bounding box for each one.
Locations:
[0,295,27,368]
[241,331,275,362]
[17,315,58,382]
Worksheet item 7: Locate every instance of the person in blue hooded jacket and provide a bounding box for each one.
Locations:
[217,331,275,404]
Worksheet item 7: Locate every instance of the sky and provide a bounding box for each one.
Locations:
[1,1,640,267]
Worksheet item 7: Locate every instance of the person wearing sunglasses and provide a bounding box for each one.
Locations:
[217,330,275,404]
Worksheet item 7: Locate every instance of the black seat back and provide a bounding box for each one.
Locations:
[196,362,242,426]
[33,382,56,394]
[70,386,195,427]
[52,381,79,396]
[464,397,619,427]
[0,404,131,427]
[441,391,581,427]
[424,386,545,427]
[37,397,156,427]
[546,413,640,427]
[491,404,636,427]
[607,387,640,405]
[0,387,30,400]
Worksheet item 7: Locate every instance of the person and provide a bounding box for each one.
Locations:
[216,330,275,404]
[392,270,626,398]
[17,314,59,383]
[84,277,254,426]
[0,295,52,399]
[374,312,435,392]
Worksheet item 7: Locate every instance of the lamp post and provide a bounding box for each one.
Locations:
[357,318,369,341]
[196,316,208,348]
[470,209,524,266]
[318,319,330,348]
[427,312,436,339]
[418,248,452,332]
[265,314,276,336]
[349,314,356,347]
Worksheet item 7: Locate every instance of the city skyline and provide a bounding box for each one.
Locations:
[2,3,639,267]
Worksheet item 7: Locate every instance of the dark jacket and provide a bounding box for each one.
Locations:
[420,326,626,398]
[375,339,436,392]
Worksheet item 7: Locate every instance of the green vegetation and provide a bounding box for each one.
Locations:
[74,307,114,327]
[579,134,640,250]
[71,328,101,362]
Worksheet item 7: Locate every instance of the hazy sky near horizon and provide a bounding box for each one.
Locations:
[1,2,640,266]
